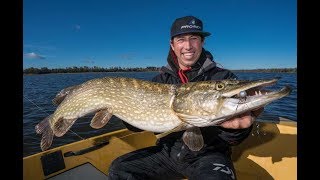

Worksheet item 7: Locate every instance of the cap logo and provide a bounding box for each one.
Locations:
[189,19,196,25]
[181,19,201,30]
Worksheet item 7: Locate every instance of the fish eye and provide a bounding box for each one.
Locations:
[216,83,225,90]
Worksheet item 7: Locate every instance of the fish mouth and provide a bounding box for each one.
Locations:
[218,78,292,119]
[221,78,281,98]
[225,86,292,106]
[206,80,292,126]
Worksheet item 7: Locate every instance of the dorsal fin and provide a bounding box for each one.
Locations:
[52,85,78,106]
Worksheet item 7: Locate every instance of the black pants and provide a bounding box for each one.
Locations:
[108,142,236,180]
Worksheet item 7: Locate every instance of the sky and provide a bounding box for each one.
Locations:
[23,0,296,70]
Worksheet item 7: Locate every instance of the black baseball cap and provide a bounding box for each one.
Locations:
[170,16,211,39]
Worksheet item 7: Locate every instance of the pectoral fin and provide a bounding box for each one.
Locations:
[155,123,188,139]
[174,112,210,127]
[90,109,113,129]
[182,127,204,151]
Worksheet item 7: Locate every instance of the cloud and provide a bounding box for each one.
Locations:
[24,52,45,59]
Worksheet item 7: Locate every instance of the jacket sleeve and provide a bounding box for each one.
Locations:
[222,70,238,80]
[217,126,253,146]
[151,73,167,83]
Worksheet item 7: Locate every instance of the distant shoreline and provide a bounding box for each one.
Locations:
[23,66,297,74]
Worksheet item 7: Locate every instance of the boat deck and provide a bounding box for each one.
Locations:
[24,118,297,180]
[48,163,108,180]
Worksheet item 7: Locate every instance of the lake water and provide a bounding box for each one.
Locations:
[23,71,297,157]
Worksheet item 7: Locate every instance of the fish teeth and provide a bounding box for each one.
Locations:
[254,91,263,96]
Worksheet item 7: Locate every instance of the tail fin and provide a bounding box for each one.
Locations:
[35,115,54,151]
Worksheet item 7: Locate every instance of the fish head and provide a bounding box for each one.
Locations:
[172,78,292,126]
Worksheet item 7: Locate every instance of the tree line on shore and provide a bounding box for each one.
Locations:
[23,66,297,74]
[231,68,296,73]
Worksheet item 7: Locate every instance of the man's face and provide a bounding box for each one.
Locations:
[170,33,204,70]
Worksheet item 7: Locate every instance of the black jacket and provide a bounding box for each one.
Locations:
[123,49,253,154]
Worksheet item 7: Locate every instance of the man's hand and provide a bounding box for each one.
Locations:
[220,108,264,129]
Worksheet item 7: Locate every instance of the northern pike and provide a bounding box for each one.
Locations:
[35,77,291,151]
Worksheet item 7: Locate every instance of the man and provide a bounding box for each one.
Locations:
[108,15,262,180]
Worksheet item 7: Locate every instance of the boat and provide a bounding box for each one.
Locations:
[23,117,297,180]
